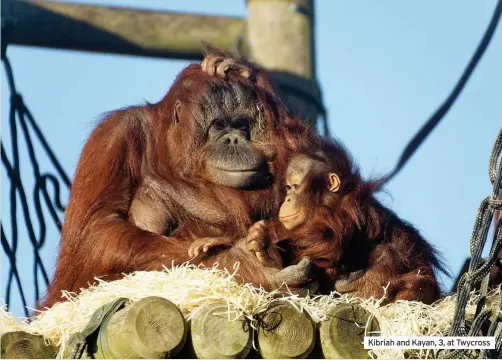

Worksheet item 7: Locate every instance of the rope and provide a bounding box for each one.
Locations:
[1,55,70,315]
[440,128,502,359]
[379,0,502,189]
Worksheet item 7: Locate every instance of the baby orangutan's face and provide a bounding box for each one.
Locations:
[278,155,341,230]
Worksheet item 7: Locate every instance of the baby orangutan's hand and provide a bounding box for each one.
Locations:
[188,237,234,258]
[245,220,276,267]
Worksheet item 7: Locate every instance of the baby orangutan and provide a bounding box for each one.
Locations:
[267,139,447,304]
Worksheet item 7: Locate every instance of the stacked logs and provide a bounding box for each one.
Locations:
[1,331,56,359]
[1,296,379,359]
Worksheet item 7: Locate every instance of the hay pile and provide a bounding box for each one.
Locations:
[1,263,500,359]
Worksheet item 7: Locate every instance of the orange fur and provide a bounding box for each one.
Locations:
[271,136,447,304]
[39,59,309,309]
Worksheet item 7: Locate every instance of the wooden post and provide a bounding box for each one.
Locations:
[189,301,252,358]
[2,0,325,128]
[246,0,322,126]
[92,297,187,359]
[257,301,316,358]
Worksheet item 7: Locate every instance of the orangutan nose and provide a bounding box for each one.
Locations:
[223,134,240,145]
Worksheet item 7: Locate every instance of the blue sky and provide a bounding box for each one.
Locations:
[2,0,501,317]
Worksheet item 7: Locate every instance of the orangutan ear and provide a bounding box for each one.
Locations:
[328,173,341,193]
[174,100,182,124]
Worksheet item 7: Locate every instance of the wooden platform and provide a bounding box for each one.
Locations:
[1,296,378,359]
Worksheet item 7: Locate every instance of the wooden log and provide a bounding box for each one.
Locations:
[93,296,187,359]
[1,331,56,359]
[3,0,244,60]
[257,301,316,359]
[319,303,380,359]
[189,301,252,359]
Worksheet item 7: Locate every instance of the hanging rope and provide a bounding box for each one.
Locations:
[1,54,70,316]
[440,128,502,359]
[379,0,502,188]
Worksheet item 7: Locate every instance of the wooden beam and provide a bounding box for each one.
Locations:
[246,0,322,126]
[2,0,245,60]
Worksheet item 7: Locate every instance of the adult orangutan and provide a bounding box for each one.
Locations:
[39,48,317,309]
[262,136,447,304]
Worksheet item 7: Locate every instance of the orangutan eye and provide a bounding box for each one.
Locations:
[285,184,292,191]
[212,119,225,131]
[234,118,249,131]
